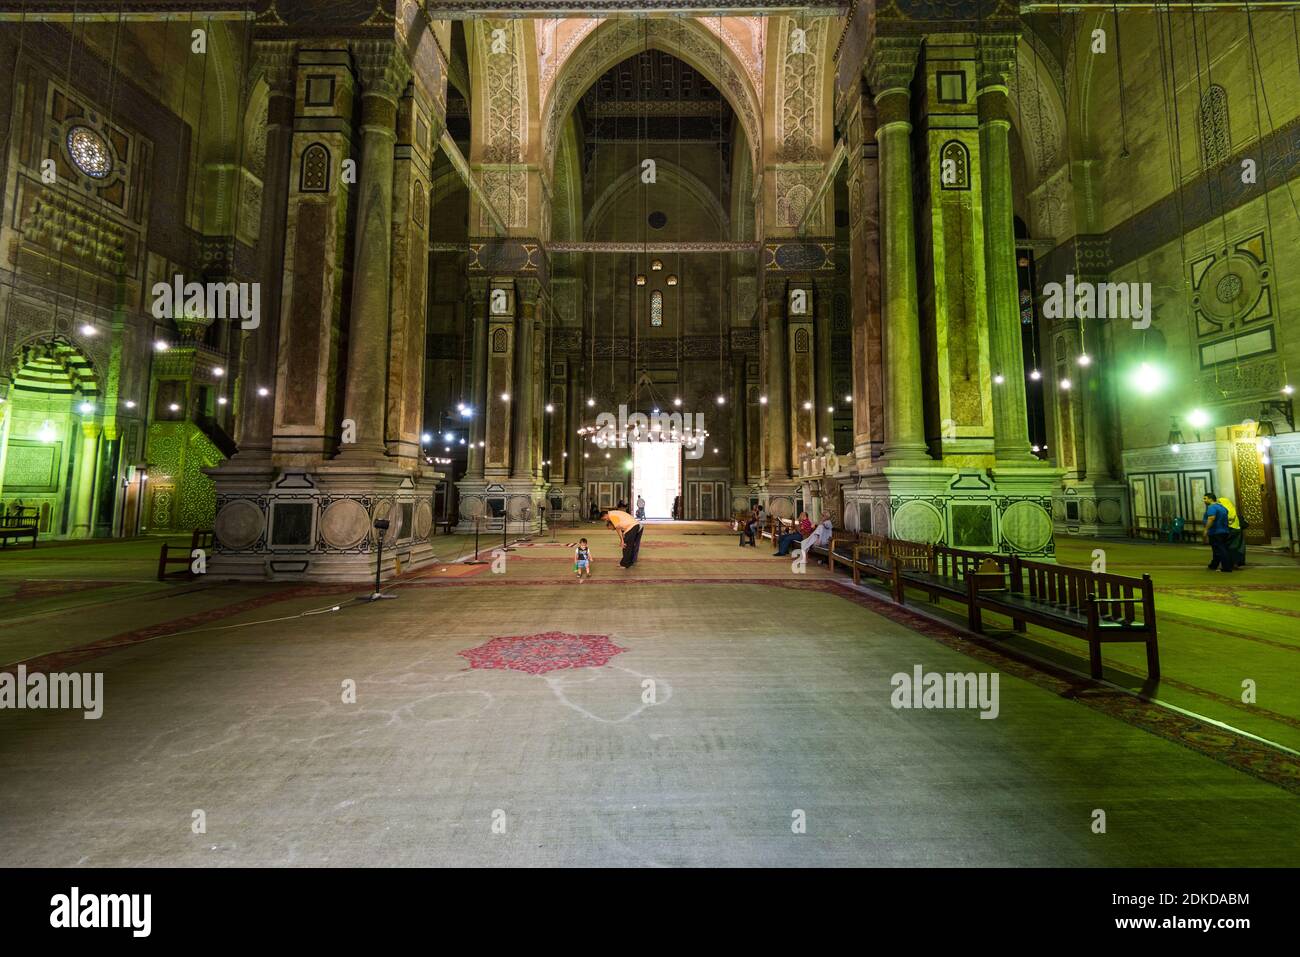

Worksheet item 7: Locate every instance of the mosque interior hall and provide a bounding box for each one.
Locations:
[1,0,1300,871]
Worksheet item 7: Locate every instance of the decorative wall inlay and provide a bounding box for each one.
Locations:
[300,143,331,192]
[1188,231,1271,339]
[1199,83,1230,168]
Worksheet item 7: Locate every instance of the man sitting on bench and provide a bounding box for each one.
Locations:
[773,512,812,556]
[801,514,834,563]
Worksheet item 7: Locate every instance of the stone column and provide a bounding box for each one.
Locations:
[762,281,791,481]
[979,36,1034,462]
[731,361,746,485]
[70,421,102,538]
[338,41,411,459]
[234,41,296,460]
[511,296,536,480]
[814,279,834,447]
[869,40,929,463]
[845,81,885,466]
[466,281,488,479]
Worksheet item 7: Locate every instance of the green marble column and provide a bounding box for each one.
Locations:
[70,421,102,538]
[339,42,410,459]
[979,37,1034,462]
[869,41,928,463]
[466,282,488,480]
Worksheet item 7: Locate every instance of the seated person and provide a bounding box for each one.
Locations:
[774,512,814,556]
[740,503,764,547]
[801,515,834,562]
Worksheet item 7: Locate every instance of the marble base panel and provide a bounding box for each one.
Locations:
[1053,479,1132,538]
[206,459,438,582]
[843,463,1064,559]
[455,478,552,534]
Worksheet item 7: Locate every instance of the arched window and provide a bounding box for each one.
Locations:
[650,290,663,326]
[300,143,330,192]
[939,140,969,190]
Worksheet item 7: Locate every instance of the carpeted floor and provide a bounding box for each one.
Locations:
[1,522,1298,866]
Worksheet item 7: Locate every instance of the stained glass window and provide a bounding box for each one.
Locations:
[650,290,663,326]
[66,126,112,178]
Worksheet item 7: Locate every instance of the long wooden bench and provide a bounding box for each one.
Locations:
[968,556,1159,680]
[824,529,861,572]
[158,529,215,581]
[848,534,893,590]
[892,543,1013,608]
[0,507,39,549]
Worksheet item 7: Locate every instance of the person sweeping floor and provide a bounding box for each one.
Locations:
[602,508,644,568]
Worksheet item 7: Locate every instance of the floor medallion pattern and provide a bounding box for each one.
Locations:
[459,631,627,675]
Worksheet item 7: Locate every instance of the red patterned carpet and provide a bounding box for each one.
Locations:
[459,631,627,675]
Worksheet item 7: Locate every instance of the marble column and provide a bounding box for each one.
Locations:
[979,36,1034,462]
[814,279,834,447]
[466,282,488,480]
[70,421,102,538]
[869,41,929,463]
[763,282,791,481]
[234,41,296,459]
[511,297,536,480]
[731,361,746,485]
[338,41,411,460]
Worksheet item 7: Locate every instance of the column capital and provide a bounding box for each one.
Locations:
[350,40,412,104]
[81,421,103,440]
[865,37,920,98]
[252,40,296,98]
[976,33,1020,91]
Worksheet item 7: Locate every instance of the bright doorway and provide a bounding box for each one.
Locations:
[632,441,681,519]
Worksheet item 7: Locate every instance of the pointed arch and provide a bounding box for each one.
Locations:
[541,17,761,183]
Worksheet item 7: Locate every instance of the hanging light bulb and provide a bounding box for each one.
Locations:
[587,397,596,407]
[673,397,682,407]
[545,403,554,413]
[1077,353,1092,367]
[1029,369,1042,381]
[716,395,726,405]
[993,374,1005,385]
[1059,378,1072,391]
[844,394,853,403]
[759,395,768,405]
[38,420,57,443]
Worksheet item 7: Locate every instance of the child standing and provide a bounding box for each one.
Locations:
[574,538,592,581]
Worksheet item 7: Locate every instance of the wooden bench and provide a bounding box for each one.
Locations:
[0,507,39,549]
[158,529,215,581]
[823,529,860,572]
[848,534,894,589]
[892,543,1012,608]
[968,556,1159,680]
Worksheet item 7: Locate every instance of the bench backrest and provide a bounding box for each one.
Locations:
[851,533,890,561]
[933,544,1010,582]
[888,538,933,571]
[1015,559,1153,622]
